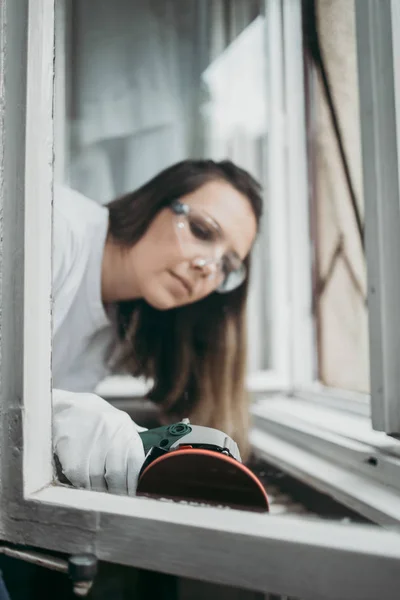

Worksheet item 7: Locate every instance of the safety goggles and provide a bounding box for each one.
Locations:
[170,200,247,293]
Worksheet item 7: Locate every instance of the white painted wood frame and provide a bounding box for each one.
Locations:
[246,0,400,534]
[355,0,400,435]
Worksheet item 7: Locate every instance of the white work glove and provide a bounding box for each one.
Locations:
[52,388,146,496]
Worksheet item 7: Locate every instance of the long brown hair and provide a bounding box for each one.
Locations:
[107,160,263,457]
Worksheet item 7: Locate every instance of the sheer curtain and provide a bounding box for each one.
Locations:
[65,0,190,201]
[55,0,270,371]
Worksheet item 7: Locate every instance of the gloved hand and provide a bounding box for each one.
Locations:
[52,388,146,495]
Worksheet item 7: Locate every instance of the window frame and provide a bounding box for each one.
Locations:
[249,0,400,526]
[290,0,400,430]
[356,0,400,434]
[251,393,400,525]
[1,1,400,598]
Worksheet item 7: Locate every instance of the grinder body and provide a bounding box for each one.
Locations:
[137,420,269,512]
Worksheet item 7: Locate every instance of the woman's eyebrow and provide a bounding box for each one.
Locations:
[201,208,244,259]
[203,210,223,234]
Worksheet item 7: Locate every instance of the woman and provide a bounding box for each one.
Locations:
[53,159,263,496]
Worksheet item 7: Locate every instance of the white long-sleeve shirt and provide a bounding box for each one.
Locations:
[52,185,115,392]
[51,187,146,494]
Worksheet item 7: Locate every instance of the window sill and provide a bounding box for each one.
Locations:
[95,371,289,400]
[251,395,400,526]
[21,484,400,599]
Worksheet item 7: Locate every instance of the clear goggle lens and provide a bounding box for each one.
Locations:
[171,201,247,293]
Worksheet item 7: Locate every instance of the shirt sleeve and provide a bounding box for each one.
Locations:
[52,186,77,299]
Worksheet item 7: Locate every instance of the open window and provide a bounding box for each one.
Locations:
[0,1,400,599]
[251,0,400,528]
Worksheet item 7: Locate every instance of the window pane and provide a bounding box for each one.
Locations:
[54,0,270,373]
[306,0,370,393]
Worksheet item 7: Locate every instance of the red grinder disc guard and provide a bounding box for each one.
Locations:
[137,448,269,512]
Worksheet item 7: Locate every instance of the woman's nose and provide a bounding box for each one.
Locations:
[191,257,218,278]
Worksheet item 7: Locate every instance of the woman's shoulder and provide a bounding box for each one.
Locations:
[52,185,109,297]
[54,184,108,233]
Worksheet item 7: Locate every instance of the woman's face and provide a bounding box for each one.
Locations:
[126,179,258,310]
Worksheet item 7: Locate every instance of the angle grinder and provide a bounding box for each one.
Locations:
[137,419,269,512]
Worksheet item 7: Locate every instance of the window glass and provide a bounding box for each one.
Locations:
[54,0,271,374]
